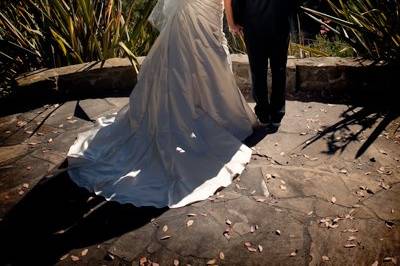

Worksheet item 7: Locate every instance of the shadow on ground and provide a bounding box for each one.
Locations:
[0,168,167,265]
[302,105,400,158]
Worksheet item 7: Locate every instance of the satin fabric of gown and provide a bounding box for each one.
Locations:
[67,0,257,208]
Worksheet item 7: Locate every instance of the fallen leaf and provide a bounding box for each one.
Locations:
[139,257,148,266]
[160,235,171,240]
[244,241,252,247]
[247,247,257,252]
[186,220,194,227]
[347,236,357,241]
[207,259,217,265]
[383,257,397,264]
[162,225,168,232]
[219,251,225,260]
[343,228,358,233]
[385,221,394,229]
[81,249,88,256]
[344,244,356,248]
[322,255,330,261]
[70,255,80,261]
[254,196,267,203]
[379,182,391,190]
[59,254,69,261]
[307,211,313,216]
[258,245,263,253]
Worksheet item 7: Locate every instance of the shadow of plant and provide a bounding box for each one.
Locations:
[302,106,399,158]
[0,169,167,265]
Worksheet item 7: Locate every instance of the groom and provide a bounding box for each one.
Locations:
[228,0,298,129]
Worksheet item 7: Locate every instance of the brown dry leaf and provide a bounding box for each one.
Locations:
[344,244,356,248]
[162,225,168,232]
[383,257,397,264]
[322,255,330,261]
[223,228,231,240]
[219,251,225,260]
[343,228,359,233]
[247,247,257,252]
[81,249,88,256]
[347,236,357,241]
[331,196,337,204]
[160,235,171,240]
[244,241,252,247]
[379,182,391,190]
[254,196,267,203]
[139,257,148,266]
[258,245,263,253]
[276,230,281,235]
[59,254,69,261]
[173,259,180,266]
[70,255,80,261]
[207,259,217,265]
[225,219,232,225]
[340,169,348,174]
[186,220,194,227]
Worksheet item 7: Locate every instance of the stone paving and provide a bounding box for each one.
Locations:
[0,98,399,265]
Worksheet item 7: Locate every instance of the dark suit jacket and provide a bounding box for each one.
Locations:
[235,0,299,37]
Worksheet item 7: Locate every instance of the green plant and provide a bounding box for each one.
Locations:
[0,0,156,97]
[302,0,400,64]
[290,35,355,57]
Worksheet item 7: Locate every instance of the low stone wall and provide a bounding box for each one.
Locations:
[15,55,399,105]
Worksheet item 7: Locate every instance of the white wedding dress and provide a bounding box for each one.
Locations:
[67,0,257,208]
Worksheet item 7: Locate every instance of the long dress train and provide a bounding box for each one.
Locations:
[67,0,257,208]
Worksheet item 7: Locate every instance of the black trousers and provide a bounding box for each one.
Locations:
[243,30,290,122]
[241,0,295,123]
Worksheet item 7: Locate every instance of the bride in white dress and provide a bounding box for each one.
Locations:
[67,0,258,208]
